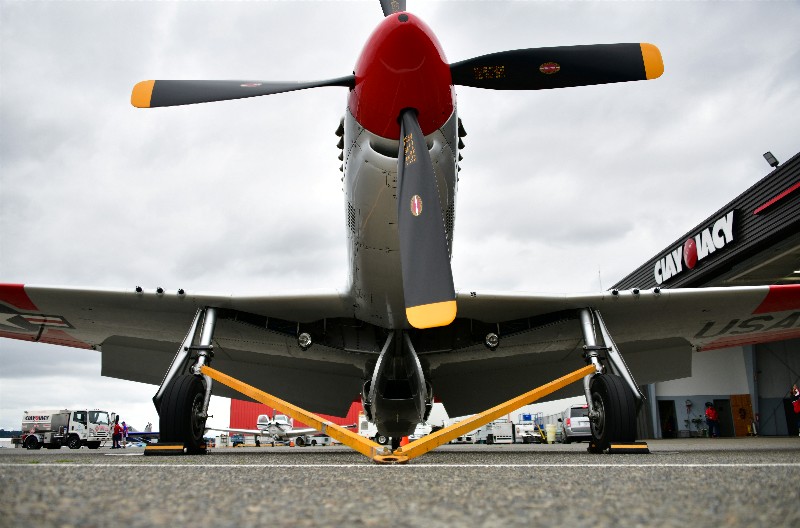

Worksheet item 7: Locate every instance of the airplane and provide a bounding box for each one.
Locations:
[1,0,799,455]
[207,413,318,446]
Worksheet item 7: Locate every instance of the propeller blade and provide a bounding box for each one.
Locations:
[380,0,406,17]
[397,109,456,329]
[131,76,355,108]
[450,43,663,90]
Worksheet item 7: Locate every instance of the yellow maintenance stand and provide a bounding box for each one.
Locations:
[199,364,599,464]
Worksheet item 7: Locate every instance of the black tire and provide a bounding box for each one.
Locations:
[159,374,207,453]
[486,434,494,445]
[24,436,41,450]
[563,432,571,444]
[374,434,389,445]
[295,436,306,447]
[589,374,637,452]
[67,435,82,449]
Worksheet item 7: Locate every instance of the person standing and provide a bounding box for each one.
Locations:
[705,402,720,438]
[112,416,123,449]
[792,384,800,436]
[122,421,128,448]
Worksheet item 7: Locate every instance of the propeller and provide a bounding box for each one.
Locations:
[380,0,406,17]
[396,109,456,329]
[450,43,663,90]
[131,77,354,108]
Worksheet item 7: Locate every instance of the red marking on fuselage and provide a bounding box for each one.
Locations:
[349,12,454,139]
[0,284,39,311]
[752,284,800,314]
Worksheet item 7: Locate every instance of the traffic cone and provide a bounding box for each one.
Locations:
[289,441,295,447]
[400,436,409,446]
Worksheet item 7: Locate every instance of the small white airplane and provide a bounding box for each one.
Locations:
[207,414,318,446]
[1,0,798,454]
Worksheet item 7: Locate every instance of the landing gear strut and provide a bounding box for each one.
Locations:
[152,307,217,454]
[578,308,642,453]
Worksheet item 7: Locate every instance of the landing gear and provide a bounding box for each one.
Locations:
[150,308,217,455]
[159,374,208,453]
[391,437,402,451]
[578,308,643,454]
[587,374,637,453]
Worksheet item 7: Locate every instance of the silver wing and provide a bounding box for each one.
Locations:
[2,283,798,418]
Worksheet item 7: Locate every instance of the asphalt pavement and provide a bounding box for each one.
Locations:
[1,437,799,527]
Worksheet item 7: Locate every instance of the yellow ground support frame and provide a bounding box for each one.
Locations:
[201,364,596,464]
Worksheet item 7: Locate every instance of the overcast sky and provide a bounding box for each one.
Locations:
[1,0,798,432]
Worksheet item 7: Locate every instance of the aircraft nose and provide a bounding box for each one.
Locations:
[348,12,454,139]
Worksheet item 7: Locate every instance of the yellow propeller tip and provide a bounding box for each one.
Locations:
[640,43,664,80]
[406,300,457,329]
[131,80,155,108]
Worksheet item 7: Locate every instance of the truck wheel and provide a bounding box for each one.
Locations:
[24,436,41,450]
[68,435,82,449]
[159,374,207,454]
[374,434,389,445]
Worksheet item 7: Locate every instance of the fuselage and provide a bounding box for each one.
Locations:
[341,12,460,330]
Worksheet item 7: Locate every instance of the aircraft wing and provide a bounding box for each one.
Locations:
[3,282,799,419]
[205,426,263,436]
[206,426,319,439]
[0,284,366,416]
[428,284,800,416]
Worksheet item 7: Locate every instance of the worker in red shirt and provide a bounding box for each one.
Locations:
[705,402,720,438]
[112,417,123,449]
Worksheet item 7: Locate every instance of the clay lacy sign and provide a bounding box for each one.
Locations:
[654,211,735,285]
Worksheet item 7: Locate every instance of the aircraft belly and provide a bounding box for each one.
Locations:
[343,109,458,330]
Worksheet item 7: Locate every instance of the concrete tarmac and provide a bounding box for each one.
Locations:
[1,437,799,527]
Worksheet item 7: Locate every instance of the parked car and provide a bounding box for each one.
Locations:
[559,404,591,443]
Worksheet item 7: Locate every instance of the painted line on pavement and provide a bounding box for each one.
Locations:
[2,463,799,468]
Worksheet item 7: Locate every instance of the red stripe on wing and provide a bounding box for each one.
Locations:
[0,284,39,311]
[753,284,800,314]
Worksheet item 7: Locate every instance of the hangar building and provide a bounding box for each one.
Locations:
[614,150,800,438]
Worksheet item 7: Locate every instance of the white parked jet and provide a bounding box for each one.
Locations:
[208,414,317,446]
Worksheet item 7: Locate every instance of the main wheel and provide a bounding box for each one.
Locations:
[67,435,82,449]
[159,374,207,454]
[589,374,637,453]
